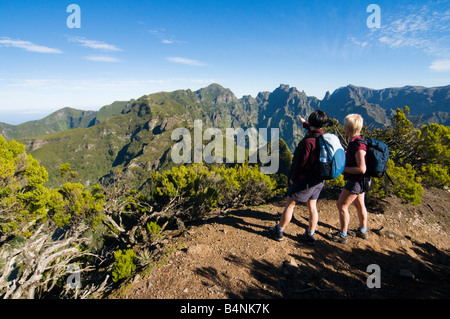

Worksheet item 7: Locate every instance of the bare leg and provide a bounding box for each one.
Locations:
[336,189,358,233]
[279,197,297,229]
[352,193,368,229]
[306,199,319,233]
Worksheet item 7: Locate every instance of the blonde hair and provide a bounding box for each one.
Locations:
[344,114,363,136]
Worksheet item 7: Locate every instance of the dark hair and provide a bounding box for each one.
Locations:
[308,110,329,128]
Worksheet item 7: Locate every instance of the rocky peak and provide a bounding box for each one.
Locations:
[268,84,308,106]
[195,83,237,104]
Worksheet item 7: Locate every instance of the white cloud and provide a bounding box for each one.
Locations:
[84,56,121,63]
[148,28,166,35]
[166,56,206,66]
[359,1,450,57]
[69,36,122,51]
[145,26,186,45]
[430,59,450,72]
[0,37,62,54]
[349,37,368,47]
[162,39,187,45]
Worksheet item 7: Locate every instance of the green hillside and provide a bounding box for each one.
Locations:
[21,84,260,187]
[95,101,130,124]
[0,101,128,140]
[21,105,147,187]
[0,107,97,140]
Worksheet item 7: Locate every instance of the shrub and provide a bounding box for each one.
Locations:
[151,164,221,219]
[414,123,450,188]
[150,163,276,221]
[146,221,161,235]
[326,174,345,188]
[0,137,50,238]
[415,123,450,168]
[370,160,424,205]
[112,249,136,283]
[47,182,105,229]
[0,139,107,298]
[211,163,276,208]
[146,221,162,241]
[420,164,450,188]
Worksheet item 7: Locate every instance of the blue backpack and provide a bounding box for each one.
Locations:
[357,139,389,178]
[316,133,346,180]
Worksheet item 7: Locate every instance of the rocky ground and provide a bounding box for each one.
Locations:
[109,187,450,299]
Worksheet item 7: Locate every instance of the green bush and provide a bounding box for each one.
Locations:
[414,123,450,187]
[0,139,107,298]
[146,221,162,241]
[150,163,276,220]
[390,161,424,205]
[420,164,450,188]
[326,174,345,188]
[209,163,277,207]
[370,159,424,205]
[146,221,161,235]
[47,182,105,229]
[151,164,221,219]
[415,123,450,167]
[112,249,136,283]
[0,137,49,238]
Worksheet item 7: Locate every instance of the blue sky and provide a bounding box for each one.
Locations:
[0,0,449,124]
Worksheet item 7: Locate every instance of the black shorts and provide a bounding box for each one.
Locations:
[344,178,371,195]
[286,179,325,203]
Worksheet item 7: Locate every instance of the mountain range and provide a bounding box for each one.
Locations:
[320,84,450,127]
[2,83,448,188]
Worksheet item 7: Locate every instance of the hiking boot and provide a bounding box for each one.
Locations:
[348,228,369,239]
[299,231,315,246]
[327,231,348,244]
[268,225,284,241]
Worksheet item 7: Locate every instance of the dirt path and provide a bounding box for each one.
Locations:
[112,188,450,299]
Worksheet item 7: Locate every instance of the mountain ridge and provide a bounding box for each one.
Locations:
[321,84,450,126]
[0,101,129,140]
[9,82,450,188]
[3,83,449,139]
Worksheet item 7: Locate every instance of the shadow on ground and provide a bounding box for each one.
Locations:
[191,207,450,299]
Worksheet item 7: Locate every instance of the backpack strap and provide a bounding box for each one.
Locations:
[385,172,394,185]
[307,132,322,139]
[353,137,366,145]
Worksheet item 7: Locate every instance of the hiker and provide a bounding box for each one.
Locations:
[329,113,370,244]
[268,110,330,245]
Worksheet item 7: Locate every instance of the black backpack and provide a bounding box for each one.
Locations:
[357,138,389,178]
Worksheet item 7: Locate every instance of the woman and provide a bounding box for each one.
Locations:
[329,114,370,244]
